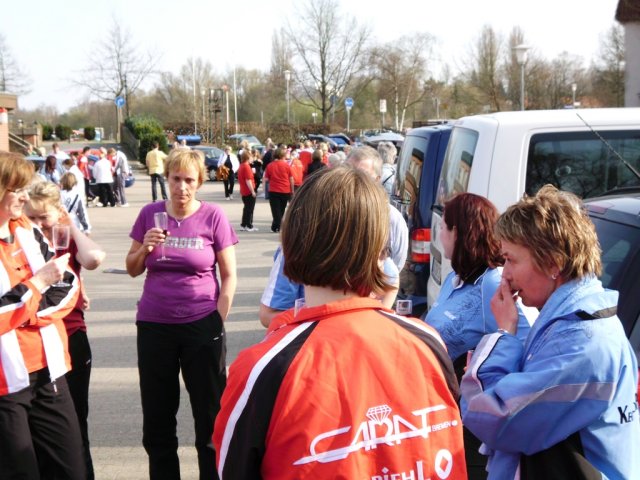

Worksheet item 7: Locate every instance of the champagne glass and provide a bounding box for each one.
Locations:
[154,212,169,261]
[52,225,71,287]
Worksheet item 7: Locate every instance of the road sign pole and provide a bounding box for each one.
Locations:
[347,108,351,132]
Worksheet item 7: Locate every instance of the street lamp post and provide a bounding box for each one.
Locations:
[513,44,530,111]
[17,119,24,141]
[284,70,291,123]
[571,83,577,108]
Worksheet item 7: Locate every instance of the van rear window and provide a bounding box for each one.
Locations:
[526,130,640,199]
[436,127,478,206]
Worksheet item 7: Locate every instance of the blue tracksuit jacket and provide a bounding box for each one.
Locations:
[460,275,639,479]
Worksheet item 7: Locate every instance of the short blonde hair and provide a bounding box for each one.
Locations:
[282,166,392,297]
[0,151,36,199]
[164,149,206,186]
[28,181,61,209]
[495,184,601,279]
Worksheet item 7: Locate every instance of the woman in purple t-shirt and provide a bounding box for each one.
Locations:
[126,149,238,480]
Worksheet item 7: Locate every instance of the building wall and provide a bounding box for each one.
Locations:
[0,122,8,152]
[625,22,640,107]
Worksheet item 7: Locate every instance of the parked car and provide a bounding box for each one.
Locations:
[361,129,405,151]
[428,107,640,307]
[227,134,264,154]
[327,133,352,151]
[390,124,452,316]
[192,145,224,181]
[584,191,640,397]
[306,134,339,152]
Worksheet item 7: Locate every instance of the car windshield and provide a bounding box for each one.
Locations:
[330,137,348,145]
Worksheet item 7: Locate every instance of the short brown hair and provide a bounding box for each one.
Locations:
[0,151,36,198]
[495,184,601,279]
[164,149,206,186]
[282,166,392,297]
[445,193,502,281]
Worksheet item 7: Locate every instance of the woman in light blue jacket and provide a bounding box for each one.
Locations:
[461,185,639,479]
[423,193,533,479]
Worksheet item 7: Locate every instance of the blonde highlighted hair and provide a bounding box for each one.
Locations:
[495,184,602,280]
[164,149,206,186]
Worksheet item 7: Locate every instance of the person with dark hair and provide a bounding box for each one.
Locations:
[40,154,61,184]
[145,141,168,202]
[78,146,94,203]
[263,147,293,233]
[305,148,326,177]
[214,166,467,479]
[238,150,258,231]
[422,193,532,479]
[461,185,639,479]
[0,151,84,479]
[219,146,239,200]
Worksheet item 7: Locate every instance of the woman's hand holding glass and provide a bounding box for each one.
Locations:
[31,254,72,291]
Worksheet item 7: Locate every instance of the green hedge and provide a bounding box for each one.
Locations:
[84,126,96,140]
[54,124,72,141]
[42,124,54,141]
[125,115,168,164]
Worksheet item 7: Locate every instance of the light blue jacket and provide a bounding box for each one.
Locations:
[260,246,399,312]
[461,275,640,479]
[424,268,534,362]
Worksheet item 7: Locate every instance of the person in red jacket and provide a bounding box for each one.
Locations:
[214,166,466,480]
[0,152,84,479]
[238,151,258,231]
[263,147,293,233]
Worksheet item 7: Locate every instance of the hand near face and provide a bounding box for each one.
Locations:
[491,278,520,334]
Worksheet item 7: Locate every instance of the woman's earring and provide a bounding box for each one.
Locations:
[551,273,558,280]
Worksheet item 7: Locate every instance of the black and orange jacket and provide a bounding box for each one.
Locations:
[214,297,467,479]
[0,215,79,395]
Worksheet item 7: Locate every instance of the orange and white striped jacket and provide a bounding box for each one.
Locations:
[0,215,79,396]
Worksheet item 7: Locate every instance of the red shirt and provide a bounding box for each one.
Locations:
[238,162,255,197]
[299,150,312,175]
[290,158,304,186]
[265,160,293,194]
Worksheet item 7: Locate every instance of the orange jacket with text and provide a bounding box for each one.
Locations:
[214,297,466,480]
[0,216,79,396]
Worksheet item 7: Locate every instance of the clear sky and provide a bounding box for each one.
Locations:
[4,0,621,113]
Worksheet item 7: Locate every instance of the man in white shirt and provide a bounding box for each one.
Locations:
[93,152,115,207]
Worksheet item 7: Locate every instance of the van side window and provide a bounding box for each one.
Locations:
[437,128,478,205]
[526,131,640,199]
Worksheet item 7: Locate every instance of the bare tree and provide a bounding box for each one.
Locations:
[74,19,159,117]
[591,24,626,107]
[285,0,370,123]
[468,25,504,111]
[0,33,31,94]
[371,33,434,130]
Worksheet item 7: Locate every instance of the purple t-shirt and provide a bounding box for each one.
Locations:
[130,201,238,324]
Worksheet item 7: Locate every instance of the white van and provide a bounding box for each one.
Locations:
[427,107,640,307]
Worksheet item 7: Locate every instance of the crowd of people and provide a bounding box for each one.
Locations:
[0,136,638,480]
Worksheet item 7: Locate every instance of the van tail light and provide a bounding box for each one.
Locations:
[411,228,431,263]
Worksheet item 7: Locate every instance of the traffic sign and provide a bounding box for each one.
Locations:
[379,99,387,113]
[345,97,354,109]
[115,96,125,108]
